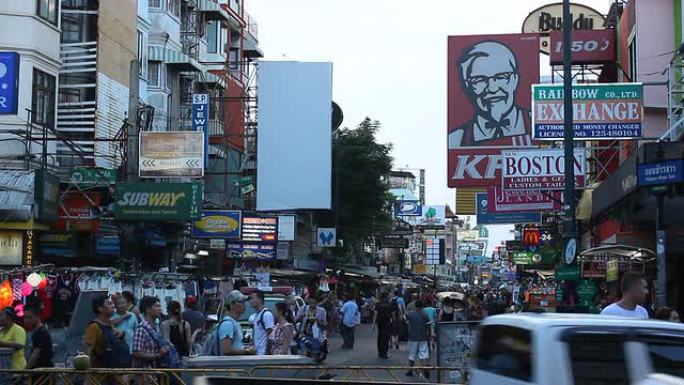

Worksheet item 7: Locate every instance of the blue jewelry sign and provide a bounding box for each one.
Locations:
[637,159,684,187]
[476,193,541,225]
[0,52,20,115]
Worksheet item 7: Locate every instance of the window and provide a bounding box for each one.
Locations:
[36,0,59,26]
[207,21,218,53]
[150,0,161,8]
[148,62,161,87]
[648,340,684,378]
[568,335,629,385]
[628,39,637,82]
[476,325,533,382]
[32,69,56,128]
[137,31,145,78]
[60,12,98,44]
[167,0,180,17]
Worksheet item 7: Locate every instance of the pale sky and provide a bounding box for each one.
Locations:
[247,0,610,251]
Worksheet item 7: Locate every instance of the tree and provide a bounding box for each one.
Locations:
[322,117,394,264]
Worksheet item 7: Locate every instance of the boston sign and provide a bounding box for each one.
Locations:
[114,182,202,221]
[502,148,586,191]
[532,83,643,140]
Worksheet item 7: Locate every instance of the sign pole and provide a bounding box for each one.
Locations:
[562,0,577,247]
[655,144,667,307]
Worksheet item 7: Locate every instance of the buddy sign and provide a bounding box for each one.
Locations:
[501,148,586,191]
[114,183,202,221]
[532,83,643,140]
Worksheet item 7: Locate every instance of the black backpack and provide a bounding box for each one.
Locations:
[91,322,132,368]
[169,321,190,357]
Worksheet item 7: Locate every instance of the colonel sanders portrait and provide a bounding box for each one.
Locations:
[448,41,532,148]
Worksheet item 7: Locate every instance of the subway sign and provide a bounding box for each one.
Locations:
[532,83,643,140]
[114,182,202,221]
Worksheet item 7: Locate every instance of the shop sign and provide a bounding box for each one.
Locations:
[395,200,422,216]
[24,230,33,266]
[277,215,296,241]
[487,186,561,213]
[0,52,20,115]
[549,29,616,65]
[413,264,427,274]
[68,168,117,186]
[242,216,278,243]
[192,210,241,239]
[96,235,120,257]
[532,83,643,140]
[637,159,684,187]
[501,149,587,191]
[38,232,77,257]
[512,251,535,265]
[0,232,22,266]
[276,242,290,260]
[114,182,202,221]
[521,3,606,54]
[417,205,446,228]
[209,239,226,250]
[34,169,60,221]
[606,259,619,282]
[577,279,597,299]
[55,192,102,232]
[447,33,539,188]
[376,235,409,249]
[477,193,542,225]
[227,241,276,260]
[555,264,580,281]
[139,131,204,178]
[192,94,210,166]
[467,255,487,264]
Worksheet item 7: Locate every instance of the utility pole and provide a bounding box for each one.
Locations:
[562,0,577,250]
[123,60,140,272]
[654,144,667,307]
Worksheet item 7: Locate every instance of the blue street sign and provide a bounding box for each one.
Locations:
[476,193,541,225]
[395,200,422,216]
[0,52,20,115]
[192,93,209,166]
[637,159,684,187]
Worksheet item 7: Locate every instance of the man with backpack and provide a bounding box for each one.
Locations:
[132,296,177,368]
[217,290,255,355]
[84,295,132,369]
[249,290,275,355]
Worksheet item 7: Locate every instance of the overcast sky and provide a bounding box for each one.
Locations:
[247,0,610,251]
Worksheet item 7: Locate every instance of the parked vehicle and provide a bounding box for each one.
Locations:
[470,313,684,385]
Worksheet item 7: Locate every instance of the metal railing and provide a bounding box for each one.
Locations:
[0,366,464,385]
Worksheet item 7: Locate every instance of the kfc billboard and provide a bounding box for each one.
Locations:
[501,148,587,191]
[448,34,539,188]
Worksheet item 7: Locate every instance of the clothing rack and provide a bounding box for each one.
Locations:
[0,264,55,276]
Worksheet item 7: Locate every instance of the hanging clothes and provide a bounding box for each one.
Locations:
[52,274,79,325]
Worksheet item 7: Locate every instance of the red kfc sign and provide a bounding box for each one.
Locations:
[447,34,540,188]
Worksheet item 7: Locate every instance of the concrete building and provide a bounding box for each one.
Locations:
[0,0,61,169]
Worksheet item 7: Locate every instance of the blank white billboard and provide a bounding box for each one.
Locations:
[257,61,333,211]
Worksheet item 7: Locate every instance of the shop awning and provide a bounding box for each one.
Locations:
[196,0,231,21]
[148,46,203,72]
[0,170,34,222]
[580,244,656,263]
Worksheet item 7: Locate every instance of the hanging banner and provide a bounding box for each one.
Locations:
[476,193,541,225]
[139,131,204,178]
[486,186,561,213]
[447,33,539,188]
[501,148,587,191]
[532,83,643,140]
[192,210,242,239]
[114,182,203,221]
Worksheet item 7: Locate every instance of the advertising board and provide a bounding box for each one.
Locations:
[55,192,102,232]
[192,93,209,165]
[139,131,204,178]
[257,62,332,211]
[0,52,19,115]
[227,242,276,260]
[417,205,446,228]
[501,148,586,191]
[0,232,22,266]
[114,182,202,221]
[192,210,242,239]
[277,215,296,241]
[68,168,117,186]
[242,216,278,243]
[549,29,616,65]
[376,235,409,249]
[447,34,539,188]
[395,200,422,216]
[532,83,643,140]
[486,186,561,213]
[476,193,541,225]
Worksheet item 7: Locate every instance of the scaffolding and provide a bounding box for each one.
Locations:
[665,57,684,141]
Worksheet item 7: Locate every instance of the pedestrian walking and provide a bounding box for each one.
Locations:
[405,301,431,379]
[84,295,132,369]
[218,290,255,355]
[111,295,138,352]
[249,290,275,355]
[161,301,192,357]
[24,305,53,369]
[269,303,295,355]
[390,290,405,349]
[121,291,142,323]
[297,294,327,358]
[0,308,26,369]
[132,296,172,368]
[340,292,360,349]
[600,271,650,319]
[182,296,205,333]
[372,292,392,359]
[655,306,680,322]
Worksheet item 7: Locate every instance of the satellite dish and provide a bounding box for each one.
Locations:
[332,102,344,130]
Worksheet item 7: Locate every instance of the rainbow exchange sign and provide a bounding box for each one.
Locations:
[532,83,643,140]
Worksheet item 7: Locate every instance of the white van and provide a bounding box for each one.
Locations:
[470,313,684,385]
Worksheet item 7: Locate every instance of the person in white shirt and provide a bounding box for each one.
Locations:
[249,290,275,355]
[600,271,650,319]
